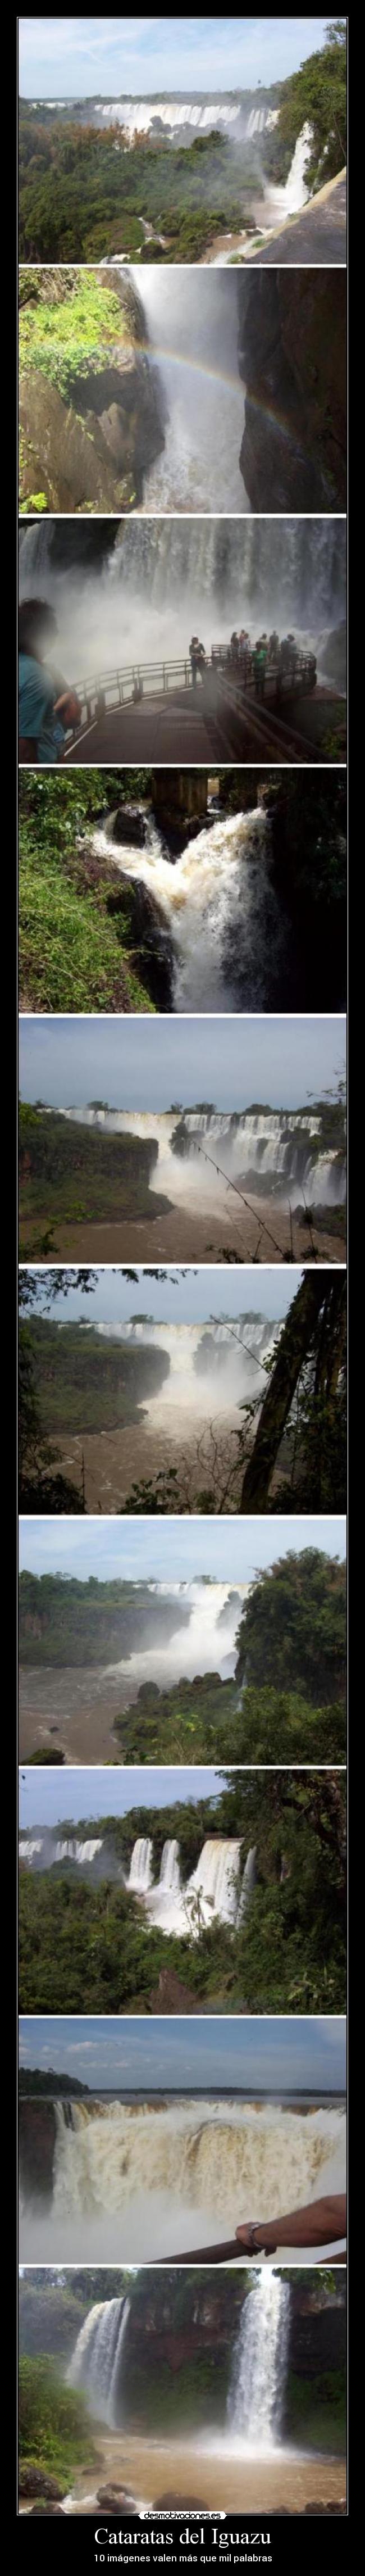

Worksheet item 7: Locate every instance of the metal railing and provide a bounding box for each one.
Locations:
[67,647,317,740]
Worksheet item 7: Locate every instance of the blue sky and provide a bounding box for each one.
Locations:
[19,2013,346,2092]
[19,1514,345,1584]
[19,1764,227,1829]
[21,1266,295,1325]
[19,19,330,100]
[19,1015,345,1113]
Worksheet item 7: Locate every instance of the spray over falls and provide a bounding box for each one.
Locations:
[18,517,346,680]
[21,2097,345,2264]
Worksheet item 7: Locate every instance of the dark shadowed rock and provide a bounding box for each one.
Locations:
[238,272,346,511]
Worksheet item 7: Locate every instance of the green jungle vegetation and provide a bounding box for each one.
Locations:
[19,1104,170,1258]
[19,2355,96,2497]
[22,1316,170,1434]
[19,1547,346,1767]
[19,29,346,262]
[19,2068,90,2096]
[19,769,159,1016]
[18,123,266,264]
[19,2267,346,2479]
[19,269,134,398]
[19,1567,190,1665]
[19,1768,346,2016]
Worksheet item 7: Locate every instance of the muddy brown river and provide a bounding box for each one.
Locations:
[61,2432,346,2515]
[21,1201,345,1266]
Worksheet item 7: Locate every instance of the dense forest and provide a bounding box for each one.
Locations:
[19,2265,346,2502]
[18,123,267,265]
[19,1106,171,1269]
[19,1767,346,2015]
[19,769,347,1020]
[18,27,346,262]
[19,1544,346,1769]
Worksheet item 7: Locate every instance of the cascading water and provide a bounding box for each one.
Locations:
[19,518,346,678]
[68,2295,130,2427]
[57,1101,346,1212]
[93,806,291,1014]
[134,271,248,513]
[127,1836,153,1891]
[186,1838,243,1925]
[227,2273,290,2452]
[159,1838,181,1890]
[54,1839,103,1865]
[20,2096,345,2262]
[19,1580,248,1748]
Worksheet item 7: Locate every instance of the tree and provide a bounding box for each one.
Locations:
[240,1272,346,1511]
[277,22,347,191]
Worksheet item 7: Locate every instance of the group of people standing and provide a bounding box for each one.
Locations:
[189,627,306,699]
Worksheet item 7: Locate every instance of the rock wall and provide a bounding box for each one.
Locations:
[238,272,346,511]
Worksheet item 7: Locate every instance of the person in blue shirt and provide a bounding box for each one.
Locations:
[19,598,81,763]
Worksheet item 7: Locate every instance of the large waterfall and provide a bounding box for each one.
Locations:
[18,1579,247,1755]
[227,2274,290,2452]
[19,519,346,678]
[93,805,292,1015]
[69,2294,130,2428]
[58,1101,346,1212]
[20,2096,345,2264]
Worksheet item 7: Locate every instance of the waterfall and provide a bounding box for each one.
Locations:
[54,1100,346,1212]
[68,2295,130,2428]
[19,518,346,670]
[187,1838,243,1925]
[136,270,248,514]
[127,1835,153,1891]
[54,1839,103,1866]
[159,1838,181,1890]
[93,806,290,1016]
[227,2273,290,2451]
[19,1839,42,1861]
[39,2098,345,2265]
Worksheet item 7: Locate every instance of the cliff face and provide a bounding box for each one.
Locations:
[19,268,165,513]
[238,273,346,512]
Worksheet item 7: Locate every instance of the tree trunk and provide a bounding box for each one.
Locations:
[240,1272,327,1512]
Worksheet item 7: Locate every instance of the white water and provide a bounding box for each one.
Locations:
[127,1835,153,1891]
[97,100,275,140]
[146,1835,246,1937]
[19,517,346,678]
[135,271,247,513]
[227,2272,290,2452]
[93,805,290,1015]
[55,1838,103,1865]
[211,123,312,263]
[19,1839,43,1861]
[69,2294,130,2428]
[105,1576,247,1698]
[92,1317,274,1436]
[61,1099,346,1212]
[20,2096,345,2264]
[159,1836,181,1889]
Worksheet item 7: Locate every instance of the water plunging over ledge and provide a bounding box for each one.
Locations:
[93,804,292,1013]
[133,271,248,513]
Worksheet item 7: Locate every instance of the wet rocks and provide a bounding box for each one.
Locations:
[19,2465,64,2501]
